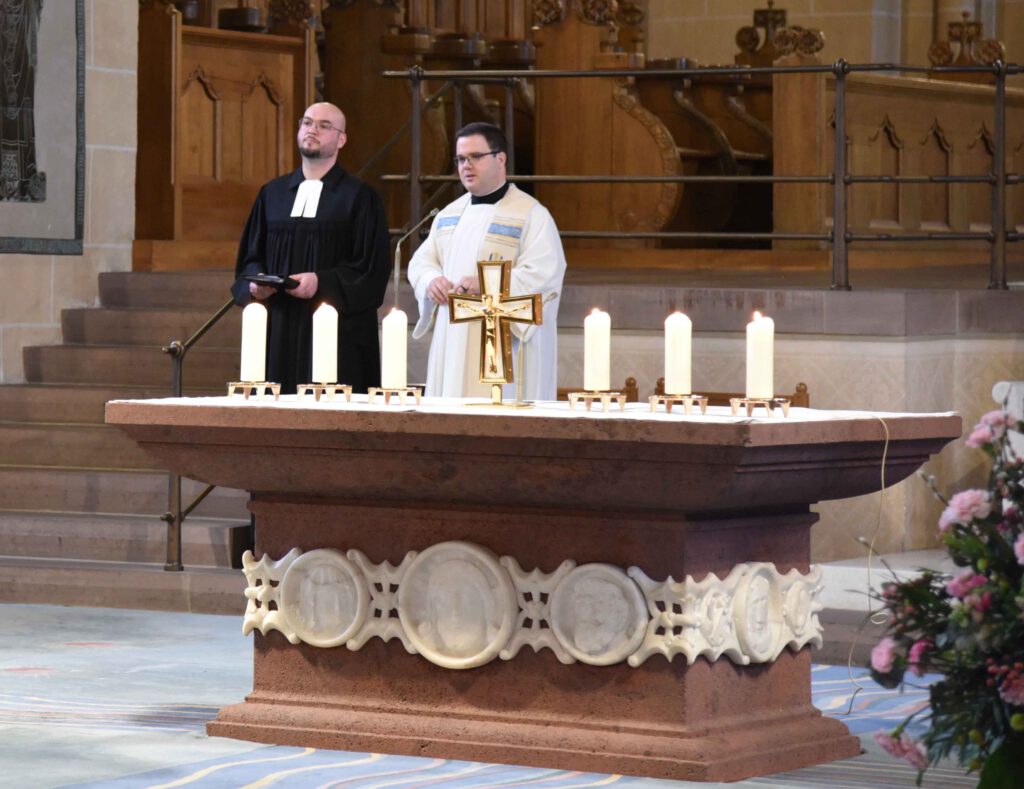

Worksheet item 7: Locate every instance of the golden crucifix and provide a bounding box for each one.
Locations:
[448,259,543,405]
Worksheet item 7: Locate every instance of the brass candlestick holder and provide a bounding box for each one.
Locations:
[649,393,709,415]
[296,383,352,403]
[567,390,627,412]
[367,386,422,406]
[227,381,281,401]
[730,397,791,417]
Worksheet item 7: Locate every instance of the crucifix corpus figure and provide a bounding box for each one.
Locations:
[448,259,542,405]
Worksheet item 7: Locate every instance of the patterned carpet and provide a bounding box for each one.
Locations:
[0,605,974,789]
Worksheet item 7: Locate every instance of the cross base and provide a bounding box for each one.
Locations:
[464,384,535,409]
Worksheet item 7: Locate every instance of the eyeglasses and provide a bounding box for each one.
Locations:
[454,151,499,167]
[299,117,344,134]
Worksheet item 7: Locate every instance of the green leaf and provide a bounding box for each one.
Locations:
[978,735,1024,789]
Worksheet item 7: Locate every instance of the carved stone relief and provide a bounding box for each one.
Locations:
[278,549,369,647]
[549,563,647,665]
[242,541,825,670]
[397,542,518,669]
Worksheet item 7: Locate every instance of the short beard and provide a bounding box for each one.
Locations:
[300,142,331,159]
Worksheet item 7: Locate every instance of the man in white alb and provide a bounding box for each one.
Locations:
[408,123,566,399]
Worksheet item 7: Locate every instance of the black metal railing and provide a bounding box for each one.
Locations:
[159,298,234,571]
[384,59,1022,291]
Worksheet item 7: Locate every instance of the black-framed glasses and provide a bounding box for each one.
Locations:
[454,151,499,167]
[299,117,344,134]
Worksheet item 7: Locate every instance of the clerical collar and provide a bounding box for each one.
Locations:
[470,182,510,205]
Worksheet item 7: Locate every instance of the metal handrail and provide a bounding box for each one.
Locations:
[159,297,235,571]
[384,62,1023,80]
[383,174,835,183]
[356,81,455,179]
[388,59,1021,291]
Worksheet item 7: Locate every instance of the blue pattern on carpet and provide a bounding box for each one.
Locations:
[0,605,957,788]
[3,665,936,788]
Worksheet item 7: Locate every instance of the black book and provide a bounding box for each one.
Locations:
[243,273,299,290]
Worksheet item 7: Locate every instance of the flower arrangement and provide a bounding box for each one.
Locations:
[868,408,1024,787]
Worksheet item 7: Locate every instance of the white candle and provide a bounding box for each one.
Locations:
[584,308,610,391]
[312,303,338,384]
[239,302,267,382]
[664,311,692,395]
[381,307,408,389]
[745,311,774,399]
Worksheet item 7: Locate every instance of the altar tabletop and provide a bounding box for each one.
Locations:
[106,395,961,517]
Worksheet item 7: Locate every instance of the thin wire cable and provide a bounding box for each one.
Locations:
[834,416,891,716]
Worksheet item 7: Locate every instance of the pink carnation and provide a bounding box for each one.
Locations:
[873,730,906,758]
[946,569,987,598]
[965,424,995,448]
[900,733,929,770]
[980,409,1017,431]
[908,639,932,677]
[999,673,1024,706]
[938,489,992,532]
[1015,533,1024,566]
[871,636,898,674]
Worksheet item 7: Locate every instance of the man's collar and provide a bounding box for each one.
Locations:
[288,162,346,189]
[470,181,510,205]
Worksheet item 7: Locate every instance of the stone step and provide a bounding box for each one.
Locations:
[0,467,249,519]
[0,421,161,469]
[23,344,238,388]
[99,270,237,310]
[0,511,241,568]
[0,384,219,424]
[61,307,242,347]
[0,555,245,614]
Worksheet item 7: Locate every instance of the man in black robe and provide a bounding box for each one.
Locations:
[231,102,390,394]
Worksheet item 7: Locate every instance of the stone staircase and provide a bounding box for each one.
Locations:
[0,271,250,614]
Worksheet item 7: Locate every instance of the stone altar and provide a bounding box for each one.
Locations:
[106,396,961,781]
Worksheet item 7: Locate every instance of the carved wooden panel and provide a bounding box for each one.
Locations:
[962,125,994,232]
[854,116,902,229]
[917,121,951,230]
[180,68,221,180]
[773,69,1024,253]
[135,2,313,253]
[240,77,286,184]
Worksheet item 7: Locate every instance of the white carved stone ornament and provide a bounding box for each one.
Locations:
[242,541,824,670]
[549,563,647,665]
[397,542,518,669]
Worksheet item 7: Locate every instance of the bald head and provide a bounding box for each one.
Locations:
[307,102,345,133]
[297,102,348,167]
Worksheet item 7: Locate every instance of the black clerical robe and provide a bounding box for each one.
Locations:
[232,165,390,394]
